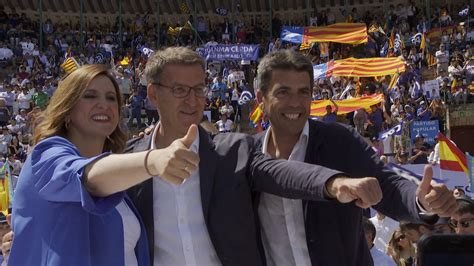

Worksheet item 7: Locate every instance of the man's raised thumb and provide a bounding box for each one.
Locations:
[180,124,198,148]
[419,165,433,193]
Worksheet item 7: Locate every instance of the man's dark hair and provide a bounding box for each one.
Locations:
[454,196,474,216]
[399,221,434,232]
[362,217,376,243]
[256,49,314,96]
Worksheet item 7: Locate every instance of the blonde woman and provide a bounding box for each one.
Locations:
[387,230,416,266]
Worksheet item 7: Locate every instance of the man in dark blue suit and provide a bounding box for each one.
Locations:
[125,47,389,266]
[254,49,457,266]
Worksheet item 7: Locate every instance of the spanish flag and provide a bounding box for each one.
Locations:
[438,133,468,174]
[250,104,263,125]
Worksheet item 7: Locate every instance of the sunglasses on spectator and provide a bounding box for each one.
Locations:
[449,218,474,229]
[396,235,406,241]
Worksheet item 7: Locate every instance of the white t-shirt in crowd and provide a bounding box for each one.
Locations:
[216,119,234,133]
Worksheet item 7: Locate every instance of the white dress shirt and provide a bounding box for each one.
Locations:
[116,201,141,266]
[151,125,220,266]
[369,215,399,253]
[258,122,311,266]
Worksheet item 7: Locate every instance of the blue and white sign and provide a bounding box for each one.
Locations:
[197,44,260,61]
[379,122,403,140]
[410,120,439,144]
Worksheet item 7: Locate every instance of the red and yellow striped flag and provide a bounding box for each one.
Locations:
[310,94,384,116]
[302,23,368,45]
[331,57,405,77]
[426,53,437,67]
[438,133,468,174]
[388,72,400,91]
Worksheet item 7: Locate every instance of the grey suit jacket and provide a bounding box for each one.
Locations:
[126,125,344,266]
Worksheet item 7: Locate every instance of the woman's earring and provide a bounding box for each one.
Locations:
[65,120,70,129]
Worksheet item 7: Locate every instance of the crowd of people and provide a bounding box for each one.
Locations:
[0,2,473,265]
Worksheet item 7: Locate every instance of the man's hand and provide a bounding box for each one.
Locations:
[417,165,457,217]
[325,176,383,208]
[151,124,200,185]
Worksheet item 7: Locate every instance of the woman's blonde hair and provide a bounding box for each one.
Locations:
[387,230,415,266]
[33,64,127,153]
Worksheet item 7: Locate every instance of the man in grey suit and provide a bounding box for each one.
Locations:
[126,47,386,266]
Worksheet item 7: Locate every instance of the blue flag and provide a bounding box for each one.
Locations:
[280,26,304,44]
[379,122,403,140]
[459,7,470,16]
[467,153,474,192]
[238,90,254,105]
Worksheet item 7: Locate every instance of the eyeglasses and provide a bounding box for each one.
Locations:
[448,218,474,229]
[153,82,209,98]
[396,235,406,241]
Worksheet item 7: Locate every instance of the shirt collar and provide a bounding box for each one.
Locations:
[150,123,199,153]
[262,120,309,154]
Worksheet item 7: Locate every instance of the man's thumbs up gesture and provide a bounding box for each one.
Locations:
[151,124,200,185]
[416,165,457,217]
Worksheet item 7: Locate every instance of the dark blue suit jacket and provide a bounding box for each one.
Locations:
[254,119,424,266]
[126,126,344,266]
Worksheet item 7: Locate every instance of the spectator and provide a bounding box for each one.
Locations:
[435,44,449,75]
[399,221,434,243]
[211,75,228,101]
[215,113,234,133]
[368,104,383,138]
[219,100,234,118]
[449,196,474,234]
[409,134,429,164]
[387,230,416,266]
[370,211,399,253]
[453,188,465,198]
[416,101,432,121]
[127,89,143,128]
[32,86,49,110]
[363,218,396,266]
[322,98,338,122]
[0,100,10,128]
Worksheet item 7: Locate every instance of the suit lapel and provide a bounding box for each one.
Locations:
[131,135,155,262]
[198,126,217,222]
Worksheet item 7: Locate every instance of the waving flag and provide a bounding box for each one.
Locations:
[310,94,384,116]
[303,23,368,45]
[467,153,474,190]
[313,61,334,80]
[388,72,400,91]
[438,133,468,174]
[459,7,470,16]
[379,122,403,140]
[280,26,304,44]
[140,46,154,57]
[60,57,80,74]
[410,33,423,46]
[331,57,405,77]
[238,90,254,105]
[281,23,367,47]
